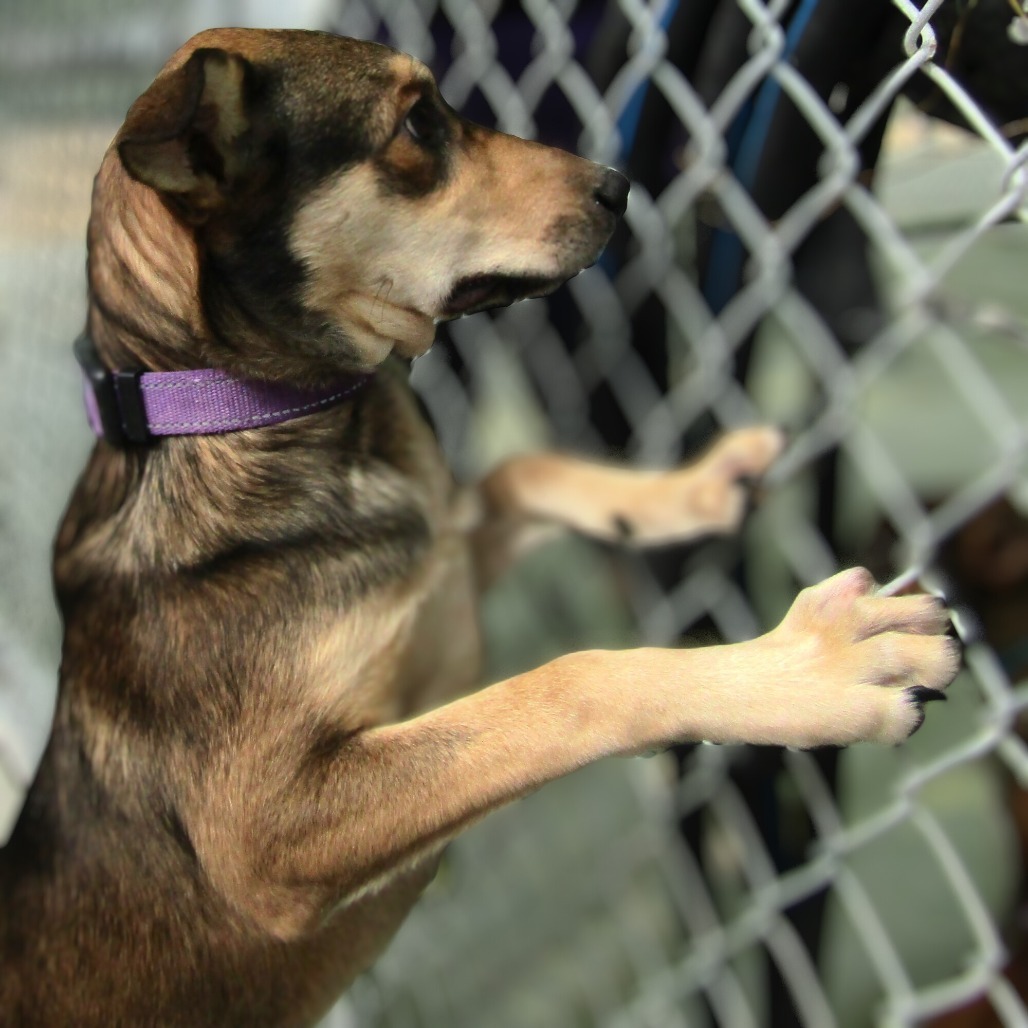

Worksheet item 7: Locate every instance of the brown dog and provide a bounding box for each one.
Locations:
[0,28,959,1027]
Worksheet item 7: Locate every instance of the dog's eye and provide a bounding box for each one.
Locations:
[403,99,443,146]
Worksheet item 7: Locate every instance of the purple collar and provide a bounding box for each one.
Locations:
[75,334,372,446]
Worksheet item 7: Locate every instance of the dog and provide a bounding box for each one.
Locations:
[0,28,960,1027]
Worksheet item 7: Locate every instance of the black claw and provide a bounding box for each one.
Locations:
[906,707,927,739]
[904,686,947,740]
[908,686,948,705]
[612,515,634,541]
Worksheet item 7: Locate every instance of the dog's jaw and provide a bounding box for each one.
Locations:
[439,272,569,320]
[334,290,437,362]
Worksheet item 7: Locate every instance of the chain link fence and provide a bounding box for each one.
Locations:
[2,1,1028,1025]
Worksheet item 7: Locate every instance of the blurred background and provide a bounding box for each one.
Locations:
[2,1,1028,1024]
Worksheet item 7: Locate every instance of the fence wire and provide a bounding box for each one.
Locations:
[2,1,1028,1025]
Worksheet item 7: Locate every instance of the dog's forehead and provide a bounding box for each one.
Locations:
[175,27,395,68]
[172,29,431,109]
[267,35,437,153]
[265,34,420,98]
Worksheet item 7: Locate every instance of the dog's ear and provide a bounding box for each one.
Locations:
[118,48,257,219]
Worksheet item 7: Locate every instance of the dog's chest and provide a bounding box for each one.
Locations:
[302,451,484,725]
[393,527,484,715]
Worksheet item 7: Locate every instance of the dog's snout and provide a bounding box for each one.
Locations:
[594,169,630,217]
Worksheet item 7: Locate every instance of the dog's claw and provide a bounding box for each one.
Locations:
[906,708,928,739]
[903,686,948,739]
[907,686,949,705]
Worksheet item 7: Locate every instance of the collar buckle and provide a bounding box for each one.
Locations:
[74,335,151,446]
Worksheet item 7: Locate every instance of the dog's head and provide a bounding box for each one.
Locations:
[97,29,627,376]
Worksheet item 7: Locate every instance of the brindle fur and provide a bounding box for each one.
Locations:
[0,29,960,1027]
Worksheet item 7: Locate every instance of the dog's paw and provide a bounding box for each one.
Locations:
[749,567,960,748]
[699,425,787,478]
[687,425,785,526]
[620,426,784,545]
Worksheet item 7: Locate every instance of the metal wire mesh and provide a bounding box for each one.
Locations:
[2,1,1028,1025]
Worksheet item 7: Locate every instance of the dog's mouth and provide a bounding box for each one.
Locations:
[440,273,565,319]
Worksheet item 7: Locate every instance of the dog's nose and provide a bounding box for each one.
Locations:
[594,168,630,216]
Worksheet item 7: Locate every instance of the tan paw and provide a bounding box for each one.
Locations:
[687,425,786,528]
[749,567,960,748]
[699,425,788,480]
[617,426,785,545]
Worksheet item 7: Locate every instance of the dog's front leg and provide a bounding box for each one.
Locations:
[470,426,784,587]
[202,568,956,940]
